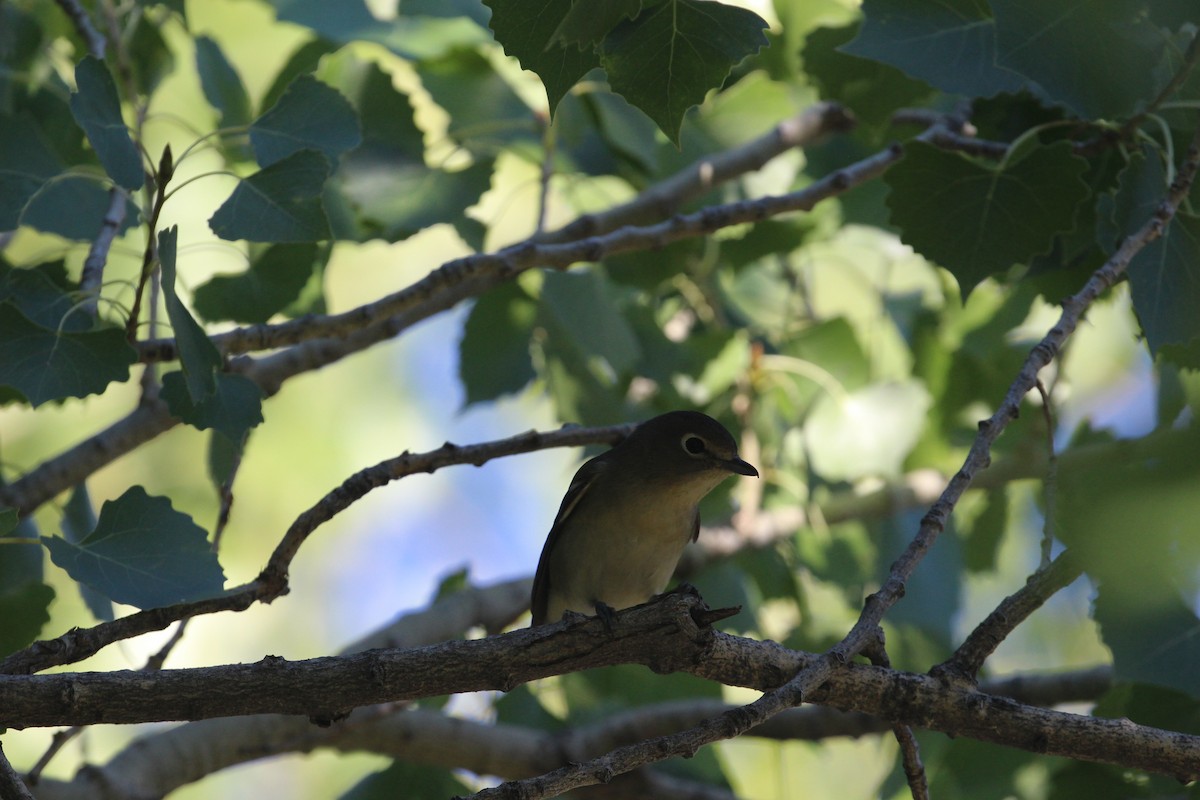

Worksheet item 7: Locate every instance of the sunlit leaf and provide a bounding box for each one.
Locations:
[804,380,931,481]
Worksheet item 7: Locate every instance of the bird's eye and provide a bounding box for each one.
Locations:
[682,435,706,456]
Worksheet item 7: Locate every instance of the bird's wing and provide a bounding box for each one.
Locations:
[692,507,701,543]
[530,454,610,625]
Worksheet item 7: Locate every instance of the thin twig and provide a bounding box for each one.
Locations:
[78,188,128,318]
[931,550,1082,685]
[862,629,928,800]
[1120,28,1200,141]
[53,0,106,58]
[0,742,35,800]
[1034,379,1059,567]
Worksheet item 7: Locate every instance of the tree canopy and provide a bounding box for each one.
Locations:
[1,0,1199,798]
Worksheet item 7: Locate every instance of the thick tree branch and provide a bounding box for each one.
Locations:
[1,594,1192,784]
[20,668,1112,799]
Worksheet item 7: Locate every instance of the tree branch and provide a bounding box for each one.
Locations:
[537,102,855,244]
[2,594,1193,784]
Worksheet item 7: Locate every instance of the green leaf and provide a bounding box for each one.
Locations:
[261,38,339,114]
[129,11,174,97]
[540,270,640,375]
[208,149,332,242]
[193,243,324,323]
[879,509,961,653]
[962,488,1007,573]
[20,176,141,241]
[840,0,1025,99]
[0,114,63,229]
[0,508,17,536]
[1058,424,1200,696]
[0,501,42,588]
[250,74,361,168]
[495,683,564,728]
[552,0,642,47]
[459,282,538,405]
[159,227,221,403]
[484,0,601,114]
[600,0,769,146]
[803,380,931,481]
[340,760,470,800]
[0,303,136,406]
[0,505,51,655]
[991,0,1167,120]
[884,141,1089,296]
[344,160,494,242]
[69,56,143,190]
[329,57,493,241]
[416,48,538,153]
[195,35,252,129]
[62,483,113,622]
[0,581,54,658]
[42,486,225,610]
[274,0,489,60]
[922,737,1036,800]
[1099,150,1200,366]
[803,21,933,130]
[0,260,90,332]
[207,430,246,489]
[161,370,265,441]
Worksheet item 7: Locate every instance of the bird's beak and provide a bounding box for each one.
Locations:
[725,457,759,477]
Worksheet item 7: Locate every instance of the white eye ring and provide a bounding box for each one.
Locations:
[681,434,706,456]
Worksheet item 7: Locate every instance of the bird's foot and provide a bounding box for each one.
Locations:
[593,601,618,632]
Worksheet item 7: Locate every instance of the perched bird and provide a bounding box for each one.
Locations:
[531,410,758,627]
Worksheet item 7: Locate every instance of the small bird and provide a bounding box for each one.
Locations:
[530,410,759,627]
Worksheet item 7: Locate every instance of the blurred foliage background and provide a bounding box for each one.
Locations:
[1,0,1198,797]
